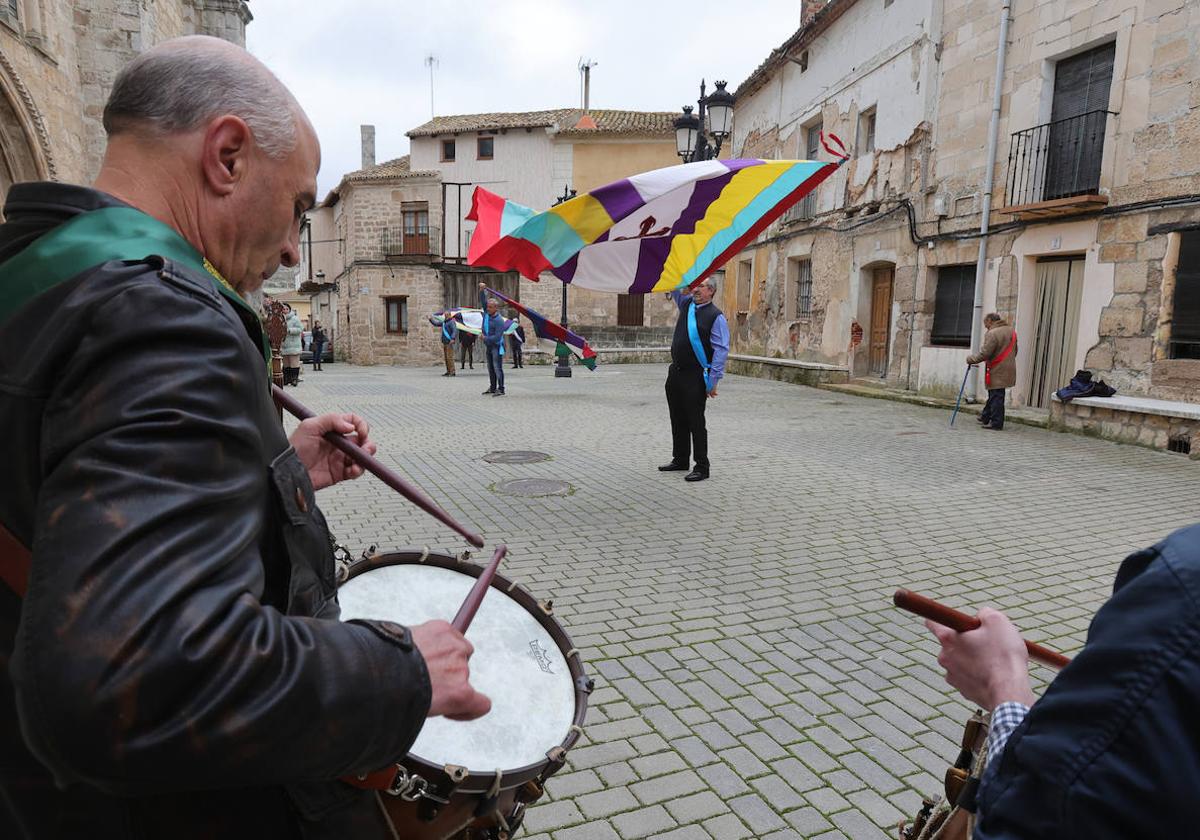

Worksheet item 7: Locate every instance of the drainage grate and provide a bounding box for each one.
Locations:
[483,450,552,464]
[492,478,574,498]
[1167,435,1192,455]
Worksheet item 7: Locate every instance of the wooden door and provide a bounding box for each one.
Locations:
[617,293,644,326]
[869,268,893,376]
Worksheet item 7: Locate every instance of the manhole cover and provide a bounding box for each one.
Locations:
[492,478,574,497]
[483,450,552,464]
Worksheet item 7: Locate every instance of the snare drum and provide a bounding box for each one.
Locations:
[337,549,593,840]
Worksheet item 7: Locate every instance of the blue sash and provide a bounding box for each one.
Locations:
[686,301,712,392]
[441,322,453,342]
[485,313,504,356]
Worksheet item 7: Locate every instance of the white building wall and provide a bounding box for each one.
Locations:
[411,130,558,260]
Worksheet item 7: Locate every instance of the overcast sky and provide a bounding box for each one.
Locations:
[245,1,801,197]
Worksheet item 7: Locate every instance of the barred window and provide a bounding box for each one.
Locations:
[790,258,813,317]
[931,264,975,347]
[1171,231,1200,359]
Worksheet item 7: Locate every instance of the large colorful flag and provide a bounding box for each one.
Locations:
[485,288,598,371]
[466,143,848,293]
[432,307,519,338]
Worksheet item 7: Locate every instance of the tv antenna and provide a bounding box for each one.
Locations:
[425,54,439,118]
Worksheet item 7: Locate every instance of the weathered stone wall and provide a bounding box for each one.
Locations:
[1050,399,1200,458]
[0,1,250,190]
[934,0,1200,403]
[339,264,444,366]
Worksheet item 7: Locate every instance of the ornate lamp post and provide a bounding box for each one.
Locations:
[552,183,577,378]
[674,79,735,163]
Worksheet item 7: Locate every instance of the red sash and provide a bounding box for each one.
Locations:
[986,329,1018,387]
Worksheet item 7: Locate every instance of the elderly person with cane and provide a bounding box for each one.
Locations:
[967,312,1017,431]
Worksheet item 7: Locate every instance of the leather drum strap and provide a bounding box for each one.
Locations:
[0,521,31,597]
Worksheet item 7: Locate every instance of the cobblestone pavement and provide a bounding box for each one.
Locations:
[288,362,1197,840]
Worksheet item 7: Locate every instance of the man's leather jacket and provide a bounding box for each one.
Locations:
[0,183,430,838]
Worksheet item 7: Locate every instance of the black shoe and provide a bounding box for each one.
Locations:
[684,470,709,482]
[482,389,496,395]
[976,415,987,424]
[493,390,505,396]
[658,462,688,472]
[442,372,450,377]
[983,424,1003,431]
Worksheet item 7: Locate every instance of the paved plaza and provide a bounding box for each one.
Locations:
[289,362,1197,840]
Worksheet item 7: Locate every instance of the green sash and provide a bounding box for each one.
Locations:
[0,206,271,364]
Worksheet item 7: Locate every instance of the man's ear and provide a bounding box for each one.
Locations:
[200,114,254,196]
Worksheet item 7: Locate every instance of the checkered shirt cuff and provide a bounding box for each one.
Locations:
[986,701,1030,766]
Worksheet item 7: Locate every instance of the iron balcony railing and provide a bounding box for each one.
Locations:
[1005,109,1114,207]
[381,226,433,259]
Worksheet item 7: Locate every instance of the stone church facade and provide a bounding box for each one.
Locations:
[0,0,251,197]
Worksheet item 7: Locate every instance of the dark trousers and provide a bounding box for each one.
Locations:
[510,341,523,367]
[312,343,325,369]
[981,388,1006,429]
[486,344,505,392]
[459,342,474,368]
[665,363,709,473]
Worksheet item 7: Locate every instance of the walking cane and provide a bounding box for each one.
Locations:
[949,365,971,427]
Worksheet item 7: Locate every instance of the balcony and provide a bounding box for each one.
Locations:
[1001,110,1113,220]
[381,227,432,261]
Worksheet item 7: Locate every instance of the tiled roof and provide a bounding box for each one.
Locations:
[734,0,858,99]
[322,155,440,206]
[341,155,439,182]
[406,109,676,138]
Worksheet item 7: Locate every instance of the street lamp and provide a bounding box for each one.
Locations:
[552,183,576,378]
[674,79,735,163]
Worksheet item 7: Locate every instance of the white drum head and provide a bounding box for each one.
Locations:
[338,563,576,772]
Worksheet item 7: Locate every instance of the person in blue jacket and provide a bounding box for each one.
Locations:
[478,282,505,396]
[925,522,1200,838]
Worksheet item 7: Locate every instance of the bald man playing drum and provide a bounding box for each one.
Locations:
[0,37,487,838]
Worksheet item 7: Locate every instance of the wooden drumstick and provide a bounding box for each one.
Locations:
[894,589,1072,669]
[452,545,507,633]
[272,385,485,548]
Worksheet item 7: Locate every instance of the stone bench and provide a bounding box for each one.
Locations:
[726,353,850,387]
[524,346,671,365]
[1050,393,1200,458]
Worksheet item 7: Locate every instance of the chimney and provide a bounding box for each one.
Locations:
[360,125,376,169]
[800,0,828,24]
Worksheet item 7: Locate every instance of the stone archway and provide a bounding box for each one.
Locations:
[0,52,54,210]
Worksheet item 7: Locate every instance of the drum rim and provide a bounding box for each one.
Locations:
[342,548,590,794]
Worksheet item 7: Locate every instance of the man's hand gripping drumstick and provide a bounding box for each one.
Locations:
[410,545,506,721]
[895,589,1064,710]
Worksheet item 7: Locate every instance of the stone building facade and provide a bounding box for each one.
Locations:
[0,0,251,196]
[731,0,939,385]
[304,156,448,367]
[407,108,683,333]
[730,0,1200,417]
[304,110,686,367]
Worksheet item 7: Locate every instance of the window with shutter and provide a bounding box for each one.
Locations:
[931,265,975,347]
[1171,231,1200,359]
[1045,42,1114,200]
[797,123,822,219]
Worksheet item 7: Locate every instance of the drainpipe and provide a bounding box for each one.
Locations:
[969,0,1011,400]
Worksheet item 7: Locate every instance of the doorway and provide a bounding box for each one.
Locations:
[869,267,894,377]
[1028,256,1084,408]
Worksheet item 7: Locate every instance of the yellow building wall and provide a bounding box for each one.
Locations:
[571,139,679,192]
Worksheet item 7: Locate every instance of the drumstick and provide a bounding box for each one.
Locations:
[271,385,485,548]
[452,545,507,633]
[894,589,1072,669]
